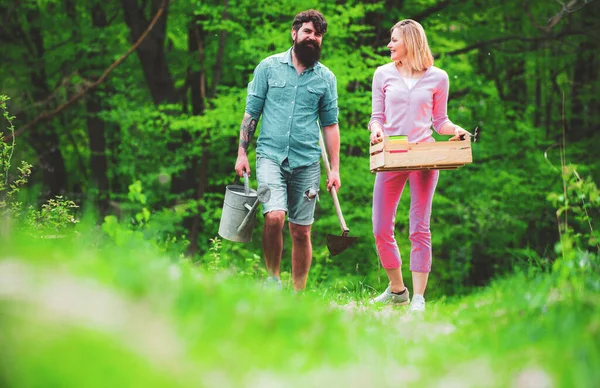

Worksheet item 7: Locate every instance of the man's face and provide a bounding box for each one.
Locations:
[292,21,323,47]
[292,22,323,67]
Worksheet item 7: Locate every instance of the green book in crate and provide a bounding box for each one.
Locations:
[388,135,408,144]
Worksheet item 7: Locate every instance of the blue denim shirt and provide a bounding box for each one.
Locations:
[245,48,339,168]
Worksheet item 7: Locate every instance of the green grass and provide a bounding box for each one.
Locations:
[1,229,599,387]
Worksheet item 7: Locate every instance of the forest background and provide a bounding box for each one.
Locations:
[1,0,599,297]
[2,0,600,386]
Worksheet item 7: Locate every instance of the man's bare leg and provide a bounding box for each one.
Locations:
[263,211,286,278]
[289,222,312,291]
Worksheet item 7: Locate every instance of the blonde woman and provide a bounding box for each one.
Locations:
[368,20,470,311]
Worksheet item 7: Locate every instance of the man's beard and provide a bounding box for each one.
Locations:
[293,38,321,67]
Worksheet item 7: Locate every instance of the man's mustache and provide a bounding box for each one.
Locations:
[301,39,318,47]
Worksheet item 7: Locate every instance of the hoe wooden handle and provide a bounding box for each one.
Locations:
[318,130,350,234]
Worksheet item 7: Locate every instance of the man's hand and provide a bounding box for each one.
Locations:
[321,123,341,192]
[235,153,250,177]
[327,170,341,192]
[235,113,258,176]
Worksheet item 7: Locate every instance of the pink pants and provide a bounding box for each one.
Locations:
[372,169,439,272]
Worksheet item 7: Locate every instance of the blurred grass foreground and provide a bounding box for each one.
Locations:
[1,224,599,388]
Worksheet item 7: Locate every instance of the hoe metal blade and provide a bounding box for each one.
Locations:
[326,230,358,256]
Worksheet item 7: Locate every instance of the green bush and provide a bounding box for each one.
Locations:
[1,95,78,236]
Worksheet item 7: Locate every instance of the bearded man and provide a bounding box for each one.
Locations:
[234,9,341,291]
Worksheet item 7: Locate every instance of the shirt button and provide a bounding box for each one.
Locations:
[291,101,294,104]
[289,116,292,118]
[294,86,297,88]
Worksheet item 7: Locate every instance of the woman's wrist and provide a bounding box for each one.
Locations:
[440,122,455,135]
[369,124,382,133]
[368,120,382,133]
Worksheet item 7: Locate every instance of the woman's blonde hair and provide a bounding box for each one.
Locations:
[391,19,433,71]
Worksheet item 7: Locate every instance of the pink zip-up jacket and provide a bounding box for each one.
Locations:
[368,63,454,143]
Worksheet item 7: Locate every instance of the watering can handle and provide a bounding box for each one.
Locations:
[233,171,251,196]
[243,171,250,196]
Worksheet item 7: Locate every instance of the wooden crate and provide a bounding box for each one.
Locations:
[370,136,472,173]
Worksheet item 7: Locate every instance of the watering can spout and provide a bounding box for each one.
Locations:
[237,184,271,235]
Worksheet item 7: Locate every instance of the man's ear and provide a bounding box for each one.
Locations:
[291,29,296,41]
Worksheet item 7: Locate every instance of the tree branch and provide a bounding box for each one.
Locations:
[525,0,595,32]
[2,0,168,142]
[442,29,590,57]
[410,0,464,22]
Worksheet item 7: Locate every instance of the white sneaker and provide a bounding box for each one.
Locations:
[370,285,410,305]
[409,294,426,312]
[263,276,282,291]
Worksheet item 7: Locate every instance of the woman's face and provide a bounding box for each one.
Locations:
[388,28,407,62]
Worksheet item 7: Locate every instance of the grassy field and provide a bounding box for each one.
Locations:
[1,229,599,388]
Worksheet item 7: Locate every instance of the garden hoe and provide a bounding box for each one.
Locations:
[318,130,358,256]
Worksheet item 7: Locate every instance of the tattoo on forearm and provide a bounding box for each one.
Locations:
[239,115,257,151]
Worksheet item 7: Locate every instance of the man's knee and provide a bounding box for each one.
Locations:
[289,224,311,242]
[265,211,286,228]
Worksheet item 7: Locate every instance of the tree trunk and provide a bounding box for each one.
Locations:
[82,3,112,216]
[122,0,177,105]
[26,7,68,199]
[210,0,229,98]
[533,41,542,128]
[504,57,527,114]
[570,32,596,141]
[185,21,209,255]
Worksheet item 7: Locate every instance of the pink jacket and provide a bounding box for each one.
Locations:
[368,63,454,143]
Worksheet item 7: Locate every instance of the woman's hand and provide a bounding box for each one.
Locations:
[449,125,472,141]
[370,126,384,145]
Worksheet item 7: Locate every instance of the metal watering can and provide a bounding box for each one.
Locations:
[218,172,270,243]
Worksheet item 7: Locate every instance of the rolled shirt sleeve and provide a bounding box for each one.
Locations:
[318,72,339,127]
[245,60,268,120]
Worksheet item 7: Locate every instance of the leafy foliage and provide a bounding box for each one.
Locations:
[0,1,598,294]
[1,223,598,386]
[1,2,599,382]
[1,95,77,235]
